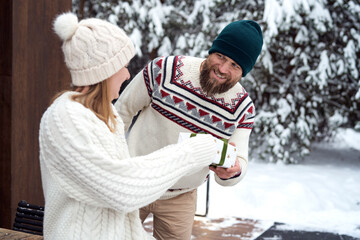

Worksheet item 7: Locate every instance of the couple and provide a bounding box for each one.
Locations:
[39,12,263,240]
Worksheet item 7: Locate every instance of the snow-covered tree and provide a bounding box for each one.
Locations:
[248,0,360,162]
[72,0,360,163]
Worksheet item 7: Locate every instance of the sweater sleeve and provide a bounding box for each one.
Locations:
[214,128,251,186]
[39,95,216,213]
[114,63,152,132]
[214,98,255,186]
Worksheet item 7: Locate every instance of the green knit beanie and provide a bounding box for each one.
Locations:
[208,20,263,77]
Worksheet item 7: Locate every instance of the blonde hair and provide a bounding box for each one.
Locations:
[51,80,117,132]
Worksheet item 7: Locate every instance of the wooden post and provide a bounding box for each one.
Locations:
[0,0,71,228]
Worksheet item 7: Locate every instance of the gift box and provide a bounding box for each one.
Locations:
[177,132,237,168]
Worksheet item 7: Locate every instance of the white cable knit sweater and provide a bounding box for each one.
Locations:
[39,91,216,240]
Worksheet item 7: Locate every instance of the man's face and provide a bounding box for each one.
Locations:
[200,53,243,96]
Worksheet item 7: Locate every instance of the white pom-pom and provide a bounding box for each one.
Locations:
[53,12,79,41]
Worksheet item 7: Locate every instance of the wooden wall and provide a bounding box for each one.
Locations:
[0,0,71,228]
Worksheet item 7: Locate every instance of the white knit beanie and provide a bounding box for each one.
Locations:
[53,12,135,86]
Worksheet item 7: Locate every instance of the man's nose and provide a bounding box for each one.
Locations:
[218,62,231,73]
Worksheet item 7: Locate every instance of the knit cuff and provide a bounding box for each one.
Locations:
[184,135,217,167]
[220,171,241,181]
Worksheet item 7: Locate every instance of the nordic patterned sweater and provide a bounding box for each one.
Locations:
[115,56,255,200]
[39,91,216,240]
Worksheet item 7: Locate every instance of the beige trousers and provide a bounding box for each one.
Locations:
[140,189,197,240]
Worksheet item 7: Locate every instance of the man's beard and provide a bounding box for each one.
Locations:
[200,61,238,97]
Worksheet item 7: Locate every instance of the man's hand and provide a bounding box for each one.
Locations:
[209,142,241,179]
[209,158,241,179]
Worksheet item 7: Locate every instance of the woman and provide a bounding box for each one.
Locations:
[39,12,216,240]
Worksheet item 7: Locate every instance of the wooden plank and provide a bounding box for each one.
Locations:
[0,0,13,228]
[0,228,43,240]
[11,0,72,214]
[0,0,71,229]
[143,216,273,240]
[192,217,267,240]
[0,74,12,228]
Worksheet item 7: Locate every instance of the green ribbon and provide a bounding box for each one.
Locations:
[219,138,228,166]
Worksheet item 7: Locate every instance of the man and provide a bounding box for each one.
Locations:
[115,20,263,240]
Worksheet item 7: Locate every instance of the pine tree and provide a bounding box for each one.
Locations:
[247,0,360,162]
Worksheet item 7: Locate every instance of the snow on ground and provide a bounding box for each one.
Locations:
[197,128,360,238]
